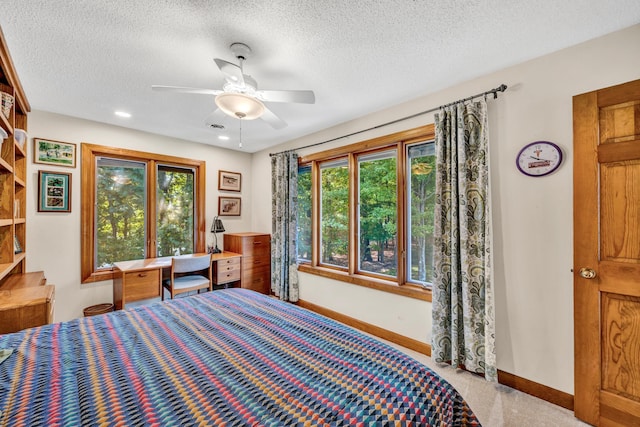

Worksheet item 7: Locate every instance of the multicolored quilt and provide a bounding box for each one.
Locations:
[0,288,480,426]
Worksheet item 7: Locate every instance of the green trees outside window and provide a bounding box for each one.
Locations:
[320,159,349,267]
[407,143,436,286]
[297,165,312,262]
[82,143,206,284]
[96,159,195,268]
[156,166,195,257]
[96,158,146,268]
[358,151,397,277]
[296,130,436,291]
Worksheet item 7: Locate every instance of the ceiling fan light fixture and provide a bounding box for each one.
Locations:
[215,92,265,120]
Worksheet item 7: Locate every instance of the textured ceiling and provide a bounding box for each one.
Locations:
[1,1,640,153]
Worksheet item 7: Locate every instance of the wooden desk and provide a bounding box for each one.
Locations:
[0,271,54,334]
[113,252,242,310]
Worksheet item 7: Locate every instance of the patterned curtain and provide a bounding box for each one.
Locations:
[431,100,496,382]
[271,151,299,302]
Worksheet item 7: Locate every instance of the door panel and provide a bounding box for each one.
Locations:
[600,161,640,262]
[574,78,640,426]
[601,293,640,400]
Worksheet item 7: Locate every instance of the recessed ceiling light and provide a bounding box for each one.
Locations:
[218,135,230,141]
[115,111,131,118]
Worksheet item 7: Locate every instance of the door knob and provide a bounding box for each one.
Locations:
[579,268,597,279]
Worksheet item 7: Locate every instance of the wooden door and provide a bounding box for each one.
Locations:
[574,78,640,426]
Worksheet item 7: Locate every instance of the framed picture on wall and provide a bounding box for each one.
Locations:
[38,170,72,212]
[218,196,241,216]
[218,170,241,192]
[34,138,77,168]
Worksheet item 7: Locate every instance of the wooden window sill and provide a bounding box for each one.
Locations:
[297,263,432,302]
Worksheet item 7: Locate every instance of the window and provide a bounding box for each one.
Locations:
[407,143,436,287]
[357,150,397,278]
[297,124,435,301]
[320,159,349,268]
[81,144,205,283]
[297,165,312,262]
[156,166,195,257]
[96,158,147,268]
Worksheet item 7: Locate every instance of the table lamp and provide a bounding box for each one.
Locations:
[210,216,225,254]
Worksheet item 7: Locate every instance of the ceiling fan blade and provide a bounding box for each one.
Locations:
[152,85,223,95]
[260,106,287,130]
[214,58,245,86]
[258,90,315,104]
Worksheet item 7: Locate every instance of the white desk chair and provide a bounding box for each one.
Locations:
[162,255,212,300]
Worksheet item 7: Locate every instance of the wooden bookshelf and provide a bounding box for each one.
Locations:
[0,26,32,287]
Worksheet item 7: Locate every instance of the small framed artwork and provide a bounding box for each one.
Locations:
[38,170,72,212]
[14,236,22,254]
[218,196,241,216]
[218,170,241,192]
[34,138,77,168]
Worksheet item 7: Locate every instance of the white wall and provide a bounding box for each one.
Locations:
[252,24,640,395]
[26,111,252,322]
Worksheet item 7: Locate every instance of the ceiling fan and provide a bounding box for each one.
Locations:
[152,42,315,130]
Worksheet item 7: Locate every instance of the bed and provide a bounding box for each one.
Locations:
[0,288,480,426]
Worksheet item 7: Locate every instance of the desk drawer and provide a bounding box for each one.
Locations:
[217,257,240,270]
[213,257,241,285]
[124,270,160,301]
[215,268,241,285]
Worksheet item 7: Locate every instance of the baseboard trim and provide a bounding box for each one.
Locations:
[296,299,431,356]
[297,298,574,412]
[497,370,574,411]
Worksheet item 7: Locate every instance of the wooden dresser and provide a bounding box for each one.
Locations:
[0,271,54,334]
[223,232,271,294]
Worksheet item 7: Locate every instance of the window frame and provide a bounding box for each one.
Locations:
[95,156,148,270]
[155,164,197,258]
[405,141,437,288]
[81,143,206,284]
[296,164,312,263]
[318,157,350,271]
[355,147,400,281]
[297,124,435,302]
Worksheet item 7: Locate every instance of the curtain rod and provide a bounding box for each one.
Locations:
[269,83,507,157]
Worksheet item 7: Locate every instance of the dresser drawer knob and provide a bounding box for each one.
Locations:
[138,273,147,277]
